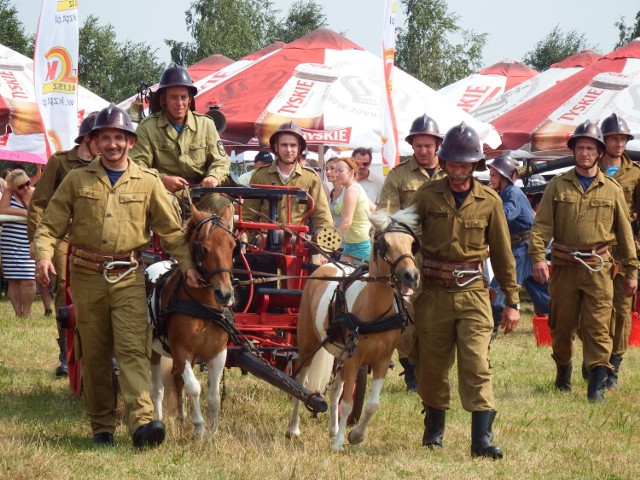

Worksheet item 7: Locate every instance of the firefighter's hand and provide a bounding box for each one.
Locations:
[200,176,219,188]
[532,261,549,284]
[35,259,56,287]
[624,277,638,297]
[162,175,190,193]
[185,268,204,288]
[500,306,520,335]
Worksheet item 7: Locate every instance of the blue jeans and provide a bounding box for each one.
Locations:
[491,242,550,330]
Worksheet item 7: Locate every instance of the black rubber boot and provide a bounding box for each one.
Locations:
[422,406,445,449]
[605,355,622,390]
[471,411,503,459]
[587,366,608,403]
[553,358,572,392]
[399,357,418,392]
[55,337,68,377]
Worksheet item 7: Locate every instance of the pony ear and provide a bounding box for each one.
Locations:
[191,203,204,223]
[220,202,235,223]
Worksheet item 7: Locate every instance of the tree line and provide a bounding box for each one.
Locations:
[1,0,639,103]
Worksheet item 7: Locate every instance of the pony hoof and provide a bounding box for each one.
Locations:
[285,429,300,439]
[331,443,345,453]
[348,429,365,445]
[192,428,206,438]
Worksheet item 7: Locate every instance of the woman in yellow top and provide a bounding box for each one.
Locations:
[333,157,373,264]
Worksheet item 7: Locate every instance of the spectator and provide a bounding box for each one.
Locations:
[353,147,384,205]
[237,151,273,185]
[0,169,36,317]
[324,157,344,227]
[333,157,372,263]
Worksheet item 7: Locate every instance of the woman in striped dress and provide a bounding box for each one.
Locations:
[0,169,36,317]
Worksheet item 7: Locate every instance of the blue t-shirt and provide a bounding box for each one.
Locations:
[103,165,126,186]
[575,171,596,192]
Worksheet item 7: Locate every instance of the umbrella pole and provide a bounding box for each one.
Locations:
[318,144,326,181]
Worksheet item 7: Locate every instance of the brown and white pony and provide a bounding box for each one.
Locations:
[148,203,237,437]
[287,206,420,451]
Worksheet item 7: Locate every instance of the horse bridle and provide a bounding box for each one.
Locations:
[372,219,421,280]
[190,213,239,284]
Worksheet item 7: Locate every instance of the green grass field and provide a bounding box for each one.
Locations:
[1,297,639,480]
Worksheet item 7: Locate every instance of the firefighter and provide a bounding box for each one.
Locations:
[412,123,519,459]
[529,120,638,402]
[378,114,445,392]
[595,113,640,389]
[27,112,100,377]
[33,104,201,448]
[487,155,550,336]
[130,65,230,213]
[245,121,333,241]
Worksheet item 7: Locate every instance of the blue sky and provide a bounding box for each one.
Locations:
[15,0,639,68]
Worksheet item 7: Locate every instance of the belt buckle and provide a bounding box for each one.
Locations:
[103,255,114,264]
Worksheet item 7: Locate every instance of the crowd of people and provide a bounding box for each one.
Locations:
[4,64,637,456]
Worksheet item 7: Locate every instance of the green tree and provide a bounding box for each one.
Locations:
[274,0,328,43]
[395,0,487,90]
[0,0,33,56]
[168,0,280,65]
[615,10,640,49]
[523,26,595,71]
[79,16,164,103]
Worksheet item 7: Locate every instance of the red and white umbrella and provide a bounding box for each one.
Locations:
[438,59,539,114]
[194,28,500,152]
[473,50,601,124]
[492,40,640,151]
[0,44,108,164]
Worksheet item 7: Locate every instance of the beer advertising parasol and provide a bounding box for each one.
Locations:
[438,59,539,114]
[0,44,108,164]
[193,28,501,153]
[473,50,601,124]
[491,39,640,152]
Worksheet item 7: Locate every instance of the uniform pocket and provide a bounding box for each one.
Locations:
[587,198,614,223]
[118,192,146,222]
[553,193,578,225]
[461,217,487,249]
[153,141,176,153]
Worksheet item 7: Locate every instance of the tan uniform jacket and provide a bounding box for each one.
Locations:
[130,110,229,184]
[529,168,638,278]
[27,146,98,241]
[378,156,445,213]
[33,159,195,273]
[412,178,520,305]
[597,153,640,220]
[246,162,333,231]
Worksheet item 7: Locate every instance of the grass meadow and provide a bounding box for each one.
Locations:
[1,297,639,480]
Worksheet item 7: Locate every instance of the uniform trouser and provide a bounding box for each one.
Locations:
[611,273,633,356]
[414,284,495,411]
[71,268,154,436]
[549,263,614,371]
[491,243,550,325]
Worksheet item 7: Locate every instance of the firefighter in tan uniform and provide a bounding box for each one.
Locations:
[596,113,640,389]
[530,120,638,403]
[130,65,230,213]
[246,122,333,241]
[27,112,100,377]
[412,123,519,459]
[34,104,201,448]
[378,114,445,392]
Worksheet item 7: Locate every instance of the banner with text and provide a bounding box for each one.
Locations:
[34,0,79,156]
[380,0,399,167]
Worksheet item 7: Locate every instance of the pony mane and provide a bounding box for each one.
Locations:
[369,205,419,232]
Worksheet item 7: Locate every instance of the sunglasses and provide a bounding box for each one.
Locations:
[360,162,371,167]
[17,180,31,190]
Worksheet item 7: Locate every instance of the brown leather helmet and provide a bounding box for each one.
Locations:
[158,65,197,97]
[600,112,634,140]
[567,120,605,152]
[74,111,98,144]
[489,155,518,182]
[92,103,137,138]
[405,114,443,145]
[437,122,486,170]
[269,121,307,154]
